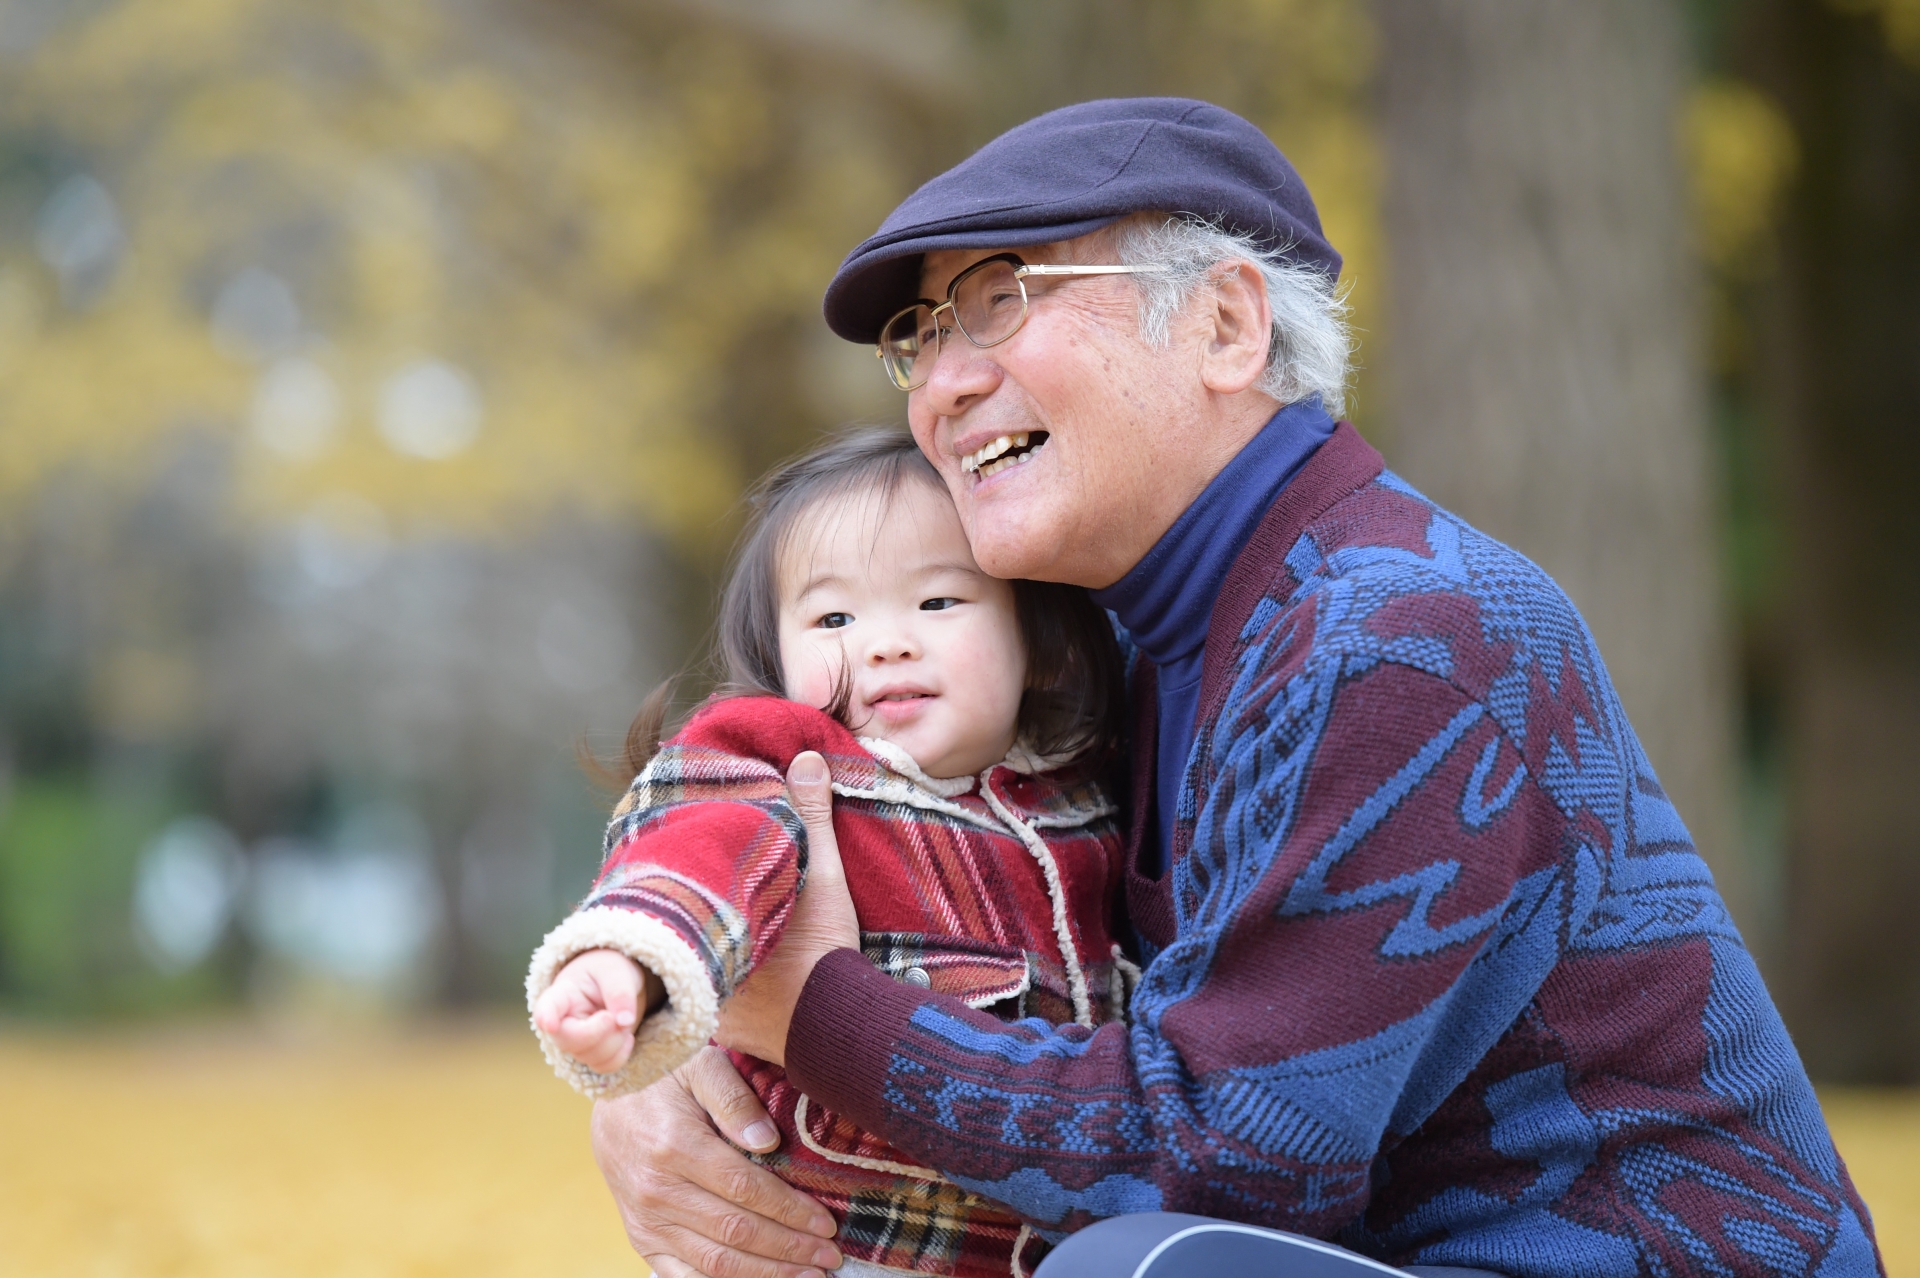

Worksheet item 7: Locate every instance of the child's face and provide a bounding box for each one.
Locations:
[778,478,1026,779]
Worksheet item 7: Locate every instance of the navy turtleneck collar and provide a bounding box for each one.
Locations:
[1091,396,1337,874]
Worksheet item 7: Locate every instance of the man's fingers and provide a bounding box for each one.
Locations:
[651,1213,836,1278]
[626,1171,841,1275]
[785,752,843,883]
[685,1144,841,1249]
[681,1047,784,1157]
[592,1078,840,1276]
[644,1255,708,1278]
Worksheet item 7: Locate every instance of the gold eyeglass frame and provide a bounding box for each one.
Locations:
[875,253,1167,391]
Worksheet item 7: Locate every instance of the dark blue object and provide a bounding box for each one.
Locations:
[1031,1213,1504,1278]
[1092,396,1337,878]
[822,97,1341,342]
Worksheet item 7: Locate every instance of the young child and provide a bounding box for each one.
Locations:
[526,428,1134,1278]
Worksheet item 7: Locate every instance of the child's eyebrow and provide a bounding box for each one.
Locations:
[792,573,846,602]
[915,558,985,578]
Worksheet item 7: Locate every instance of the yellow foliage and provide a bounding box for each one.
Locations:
[1687,80,1800,278]
[0,0,1384,562]
[0,0,916,555]
[1831,0,1920,67]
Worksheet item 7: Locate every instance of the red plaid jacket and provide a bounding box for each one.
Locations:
[528,696,1129,1278]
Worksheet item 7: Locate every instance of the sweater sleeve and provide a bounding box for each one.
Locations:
[785,657,1569,1240]
[528,697,841,1098]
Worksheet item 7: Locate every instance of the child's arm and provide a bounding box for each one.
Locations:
[527,698,850,1098]
[530,949,667,1074]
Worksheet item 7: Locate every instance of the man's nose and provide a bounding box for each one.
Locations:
[914,341,1002,419]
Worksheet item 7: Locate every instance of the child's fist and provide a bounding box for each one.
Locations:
[534,948,648,1074]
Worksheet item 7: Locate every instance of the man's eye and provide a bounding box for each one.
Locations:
[920,597,959,611]
[818,612,853,629]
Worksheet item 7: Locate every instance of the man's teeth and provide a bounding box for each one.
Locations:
[960,432,1039,477]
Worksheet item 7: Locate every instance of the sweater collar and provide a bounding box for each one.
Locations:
[1091,397,1337,672]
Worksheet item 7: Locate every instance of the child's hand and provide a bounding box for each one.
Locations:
[535,948,648,1074]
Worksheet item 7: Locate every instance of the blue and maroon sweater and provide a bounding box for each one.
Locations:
[784,421,1883,1276]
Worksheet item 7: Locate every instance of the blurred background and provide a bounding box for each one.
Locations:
[0,0,1916,1273]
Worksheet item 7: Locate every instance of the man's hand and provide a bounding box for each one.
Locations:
[714,751,858,1066]
[593,1047,843,1278]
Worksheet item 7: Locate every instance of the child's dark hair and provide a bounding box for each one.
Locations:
[616,427,1126,782]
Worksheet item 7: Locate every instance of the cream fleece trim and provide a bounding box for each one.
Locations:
[845,737,1117,832]
[1012,1224,1034,1278]
[1002,740,1079,775]
[857,737,978,797]
[526,906,719,1100]
[980,777,1094,1027]
[831,775,1004,833]
[1024,799,1121,828]
[1109,942,1143,1023]
[793,1093,947,1182]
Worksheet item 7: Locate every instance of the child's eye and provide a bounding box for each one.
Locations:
[920,597,959,611]
[817,612,853,629]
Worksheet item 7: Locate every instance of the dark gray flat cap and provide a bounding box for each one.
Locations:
[822,97,1340,343]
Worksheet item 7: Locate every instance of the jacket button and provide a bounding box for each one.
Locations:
[903,966,932,988]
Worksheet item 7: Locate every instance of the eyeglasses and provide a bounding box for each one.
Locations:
[875,253,1166,391]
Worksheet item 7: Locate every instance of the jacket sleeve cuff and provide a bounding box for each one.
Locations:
[525,906,720,1100]
[783,947,932,1136]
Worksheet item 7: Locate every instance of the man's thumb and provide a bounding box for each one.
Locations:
[786,751,842,876]
[786,750,833,826]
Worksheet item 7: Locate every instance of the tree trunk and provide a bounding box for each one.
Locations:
[1377,2,1746,935]
[1739,0,1920,1082]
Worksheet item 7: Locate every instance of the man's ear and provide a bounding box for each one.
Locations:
[1196,259,1273,396]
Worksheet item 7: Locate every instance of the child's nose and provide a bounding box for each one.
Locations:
[865,631,921,663]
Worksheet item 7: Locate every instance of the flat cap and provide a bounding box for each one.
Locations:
[823,97,1340,343]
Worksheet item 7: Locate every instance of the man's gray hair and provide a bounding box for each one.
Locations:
[1110,213,1353,418]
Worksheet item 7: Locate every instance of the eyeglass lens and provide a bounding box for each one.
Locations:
[879,258,1030,390]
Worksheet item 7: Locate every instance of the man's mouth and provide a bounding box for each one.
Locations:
[960,431,1048,479]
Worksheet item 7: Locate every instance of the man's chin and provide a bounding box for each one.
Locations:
[964,520,1043,578]
[962,488,1098,584]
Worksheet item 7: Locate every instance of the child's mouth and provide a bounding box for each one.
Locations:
[960,431,1048,480]
[867,690,935,721]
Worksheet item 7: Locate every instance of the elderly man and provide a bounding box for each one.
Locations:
[591,100,1881,1278]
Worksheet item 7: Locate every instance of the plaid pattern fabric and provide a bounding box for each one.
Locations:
[583,695,1125,1278]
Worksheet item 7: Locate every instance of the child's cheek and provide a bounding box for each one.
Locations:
[781,639,841,711]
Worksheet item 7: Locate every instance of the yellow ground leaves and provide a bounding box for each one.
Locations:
[0,1023,639,1278]
[1824,1088,1920,1276]
[1,1023,1915,1277]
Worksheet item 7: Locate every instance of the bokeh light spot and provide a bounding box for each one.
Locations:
[251,357,342,460]
[377,360,482,459]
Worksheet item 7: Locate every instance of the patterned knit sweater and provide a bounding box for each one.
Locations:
[783,424,1884,1277]
[526,696,1131,1278]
